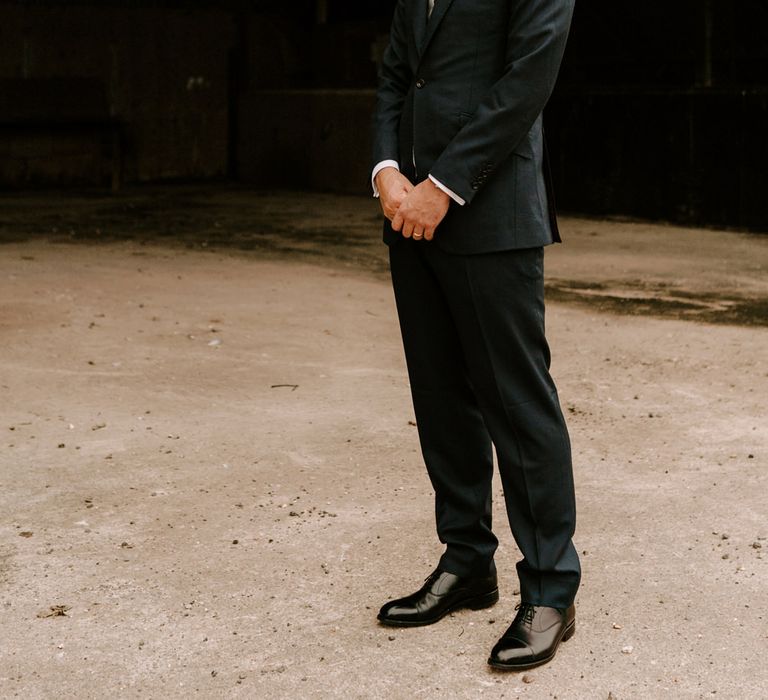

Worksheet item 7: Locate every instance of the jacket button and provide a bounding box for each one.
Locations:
[415,78,426,89]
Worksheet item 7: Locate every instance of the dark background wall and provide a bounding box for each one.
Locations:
[0,0,766,230]
[0,1,234,185]
[548,0,768,230]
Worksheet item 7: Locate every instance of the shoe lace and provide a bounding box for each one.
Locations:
[515,603,536,627]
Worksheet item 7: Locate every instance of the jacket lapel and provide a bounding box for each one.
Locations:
[418,0,455,59]
[413,0,428,54]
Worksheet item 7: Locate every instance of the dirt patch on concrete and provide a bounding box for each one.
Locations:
[546,280,768,326]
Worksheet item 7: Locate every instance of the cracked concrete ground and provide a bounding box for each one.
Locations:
[0,188,766,699]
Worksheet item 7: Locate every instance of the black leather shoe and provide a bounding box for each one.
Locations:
[488,603,575,670]
[377,568,498,627]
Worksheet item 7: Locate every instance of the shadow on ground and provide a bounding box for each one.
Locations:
[2,185,767,326]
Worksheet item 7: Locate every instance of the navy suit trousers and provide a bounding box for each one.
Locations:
[388,237,581,608]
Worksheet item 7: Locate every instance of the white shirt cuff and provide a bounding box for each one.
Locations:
[429,175,466,206]
[371,160,400,198]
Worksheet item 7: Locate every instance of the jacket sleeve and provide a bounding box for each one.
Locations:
[371,0,413,169]
[429,0,575,205]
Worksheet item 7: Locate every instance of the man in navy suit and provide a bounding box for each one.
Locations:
[371,0,580,670]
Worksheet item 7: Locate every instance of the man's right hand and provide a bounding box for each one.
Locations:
[376,167,414,221]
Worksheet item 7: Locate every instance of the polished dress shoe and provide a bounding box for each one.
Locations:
[377,568,498,627]
[488,602,575,670]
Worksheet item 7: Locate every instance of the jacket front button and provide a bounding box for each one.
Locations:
[415,78,426,89]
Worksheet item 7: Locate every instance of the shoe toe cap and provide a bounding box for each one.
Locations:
[489,639,534,665]
[378,601,416,622]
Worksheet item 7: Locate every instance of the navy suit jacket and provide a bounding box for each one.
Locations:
[372,0,575,253]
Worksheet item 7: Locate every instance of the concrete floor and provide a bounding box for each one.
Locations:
[0,189,766,699]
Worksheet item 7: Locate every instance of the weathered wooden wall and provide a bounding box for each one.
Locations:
[0,4,233,186]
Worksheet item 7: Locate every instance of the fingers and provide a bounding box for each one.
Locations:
[391,208,404,232]
[381,185,412,222]
[391,180,444,241]
[402,221,428,241]
[396,210,429,241]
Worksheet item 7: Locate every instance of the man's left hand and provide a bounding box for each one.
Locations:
[391,179,451,241]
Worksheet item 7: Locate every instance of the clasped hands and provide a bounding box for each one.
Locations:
[375,167,450,241]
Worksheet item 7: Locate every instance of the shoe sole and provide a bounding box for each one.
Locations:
[486,620,576,671]
[377,588,499,627]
